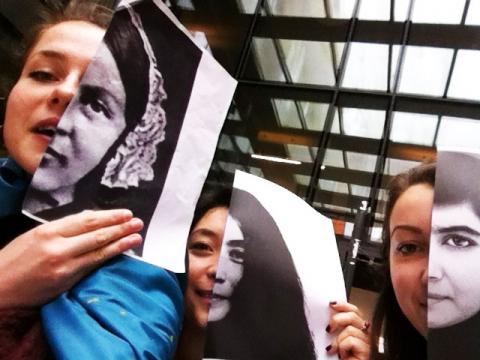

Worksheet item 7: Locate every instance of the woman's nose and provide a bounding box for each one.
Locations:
[48,75,79,111]
[207,260,217,280]
[428,258,443,281]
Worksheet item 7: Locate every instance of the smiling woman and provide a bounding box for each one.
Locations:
[369,162,434,360]
[175,187,232,360]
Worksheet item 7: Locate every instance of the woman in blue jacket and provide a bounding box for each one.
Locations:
[0,1,183,358]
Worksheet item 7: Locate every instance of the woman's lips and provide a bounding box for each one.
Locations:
[32,117,59,142]
[428,293,450,306]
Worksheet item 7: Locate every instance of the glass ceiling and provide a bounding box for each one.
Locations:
[171,0,480,247]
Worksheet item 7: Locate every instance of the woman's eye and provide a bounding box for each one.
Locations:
[80,89,111,118]
[189,242,212,253]
[443,235,477,248]
[396,243,420,255]
[229,248,245,264]
[29,70,56,82]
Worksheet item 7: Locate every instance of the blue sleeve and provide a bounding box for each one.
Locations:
[41,255,184,360]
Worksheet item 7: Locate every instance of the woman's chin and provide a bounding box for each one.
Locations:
[208,300,230,322]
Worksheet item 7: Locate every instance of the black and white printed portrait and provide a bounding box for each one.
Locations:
[23,0,202,254]
[428,150,480,360]
[204,189,316,360]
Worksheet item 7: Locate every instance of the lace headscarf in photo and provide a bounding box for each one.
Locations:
[101,5,167,189]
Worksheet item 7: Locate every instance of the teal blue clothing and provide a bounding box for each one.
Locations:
[0,158,185,360]
[42,255,184,360]
[0,158,30,217]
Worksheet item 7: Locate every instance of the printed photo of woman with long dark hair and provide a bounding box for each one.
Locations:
[204,188,317,360]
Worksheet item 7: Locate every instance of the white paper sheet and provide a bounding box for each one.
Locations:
[204,171,346,359]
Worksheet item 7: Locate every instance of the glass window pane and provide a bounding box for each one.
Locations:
[248,166,264,177]
[448,50,480,101]
[319,179,349,194]
[218,134,234,151]
[436,116,480,150]
[265,0,326,17]
[218,161,243,173]
[286,144,314,162]
[384,158,420,176]
[390,112,438,146]
[412,0,466,24]
[394,0,410,21]
[252,38,286,82]
[238,0,259,13]
[399,46,453,97]
[274,99,302,129]
[346,152,378,172]
[301,101,329,131]
[466,0,480,25]
[233,136,252,153]
[334,43,346,70]
[359,1,390,21]
[227,104,242,122]
[323,149,345,168]
[329,0,356,19]
[370,226,383,243]
[294,174,310,186]
[351,184,371,197]
[341,108,386,139]
[343,43,390,91]
[279,40,336,86]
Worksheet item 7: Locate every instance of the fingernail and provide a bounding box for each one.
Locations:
[325,325,331,333]
[130,218,144,228]
[125,233,142,243]
[329,301,337,306]
[361,320,371,333]
[325,344,332,352]
[120,209,133,219]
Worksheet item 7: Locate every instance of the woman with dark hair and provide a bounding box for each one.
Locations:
[428,151,480,360]
[367,162,434,359]
[175,187,232,360]
[25,1,168,222]
[204,189,317,360]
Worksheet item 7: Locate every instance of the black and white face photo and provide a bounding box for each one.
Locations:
[428,150,480,329]
[208,214,245,322]
[30,42,127,210]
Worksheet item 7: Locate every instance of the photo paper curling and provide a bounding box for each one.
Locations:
[204,171,346,360]
[22,0,237,272]
[428,147,480,360]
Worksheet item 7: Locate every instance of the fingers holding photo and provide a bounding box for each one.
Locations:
[325,301,371,360]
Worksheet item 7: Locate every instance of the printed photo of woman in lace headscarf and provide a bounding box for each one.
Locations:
[23,0,202,255]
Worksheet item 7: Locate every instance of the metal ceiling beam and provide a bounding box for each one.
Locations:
[213,148,391,188]
[256,129,435,162]
[254,16,480,50]
[238,80,480,119]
